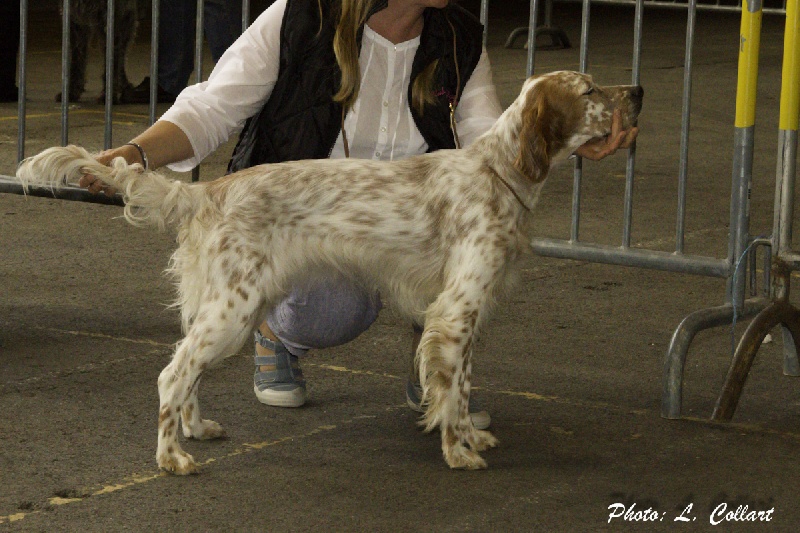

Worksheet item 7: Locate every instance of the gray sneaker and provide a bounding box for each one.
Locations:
[253,330,307,407]
[405,379,491,430]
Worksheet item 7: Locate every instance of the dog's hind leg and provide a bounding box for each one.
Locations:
[181,377,226,441]
[156,281,264,475]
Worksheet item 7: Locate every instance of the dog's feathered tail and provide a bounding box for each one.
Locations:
[16,145,197,231]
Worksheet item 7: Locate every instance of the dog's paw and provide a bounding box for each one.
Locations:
[468,429,499,452]
[157,449,199,475]
[182,419,227,440]
[443,442,487,470]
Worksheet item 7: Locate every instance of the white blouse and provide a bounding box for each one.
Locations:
[161,0,503,172]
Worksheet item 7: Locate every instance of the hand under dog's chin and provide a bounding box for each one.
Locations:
[556,136,595,161]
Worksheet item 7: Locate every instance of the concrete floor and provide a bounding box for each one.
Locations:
[2,2,800,531]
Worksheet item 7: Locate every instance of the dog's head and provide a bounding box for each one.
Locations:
[514,71,643,182]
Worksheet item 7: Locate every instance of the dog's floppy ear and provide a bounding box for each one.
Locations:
[514,81,563,183]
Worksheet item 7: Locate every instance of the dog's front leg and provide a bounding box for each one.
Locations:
[418,279,498,469]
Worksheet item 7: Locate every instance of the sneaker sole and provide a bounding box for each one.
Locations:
[406,395,491,430]
[254,385,307,408]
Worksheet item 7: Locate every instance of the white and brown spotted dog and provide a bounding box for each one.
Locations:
[18,71,642,473]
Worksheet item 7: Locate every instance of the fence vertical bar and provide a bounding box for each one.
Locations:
[676,0,699,254]
[104,0,115,149]
[480,0,489,48]
[526,0,540,77]
[17,0,28,163]
[60,0,70,147]
[149,0,160,125]
[727,0,762,310]
[775,0,800,265]
[192,0,205,182]
[242,0,251,31]
[774,0,800,375]
[195,0,205,84]
[570,0,591,243]
[621,0,645,248]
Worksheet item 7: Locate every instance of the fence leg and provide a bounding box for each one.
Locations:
[661,298,768,419]
[781,324,800,376]
[775,0,800,377]
[712,293,800,421]
[504,0,570,51]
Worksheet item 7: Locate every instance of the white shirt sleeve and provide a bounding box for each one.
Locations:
[454,49,504,148]
[159,0,287,171]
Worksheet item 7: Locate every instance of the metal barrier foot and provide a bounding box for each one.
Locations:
[504,26,571,51]
[781,324,800,376]
[661,298,769,420]
[711,299,800,421]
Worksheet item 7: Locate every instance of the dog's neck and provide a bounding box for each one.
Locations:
[472,102,549,214]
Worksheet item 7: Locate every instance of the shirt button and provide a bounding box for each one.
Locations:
[375,151,381,157]
[383,101,388,107]
[380,127,387,132]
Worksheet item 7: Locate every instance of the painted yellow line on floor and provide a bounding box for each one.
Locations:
[0,109,150,122]
[0,415,388,525]
[311,363,402,381]
[35,325,173,347]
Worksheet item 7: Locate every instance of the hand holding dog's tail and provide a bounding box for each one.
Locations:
[16,145,196,231]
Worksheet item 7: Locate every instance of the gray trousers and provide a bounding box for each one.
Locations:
[265,274,383,357]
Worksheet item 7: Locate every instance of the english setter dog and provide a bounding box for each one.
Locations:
[18,71,642,473]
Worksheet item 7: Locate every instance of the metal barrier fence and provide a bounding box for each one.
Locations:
[1,0,799,422]
[0,0,254,204]
[506,0,800,420]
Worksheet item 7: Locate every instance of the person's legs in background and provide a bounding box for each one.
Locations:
[0,0,21,103]
[125,0,242,103]
[204,0,243,62]
[156,0,196,99]
[158,0,242,98]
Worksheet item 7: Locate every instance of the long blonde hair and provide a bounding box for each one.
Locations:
[326,0,441,113]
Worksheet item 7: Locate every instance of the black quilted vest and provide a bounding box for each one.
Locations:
[227,0,484,172]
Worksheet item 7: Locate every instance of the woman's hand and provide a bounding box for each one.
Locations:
[78,144,143,196]
[78,121,195,196]
[574,109,638,161]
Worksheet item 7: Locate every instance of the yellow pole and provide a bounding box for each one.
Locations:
[735,1,762,128]
[774,0,800,285]
[728,0,763,308]
[780,0,800,131]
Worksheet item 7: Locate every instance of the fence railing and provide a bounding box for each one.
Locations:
[501,0,800,420]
